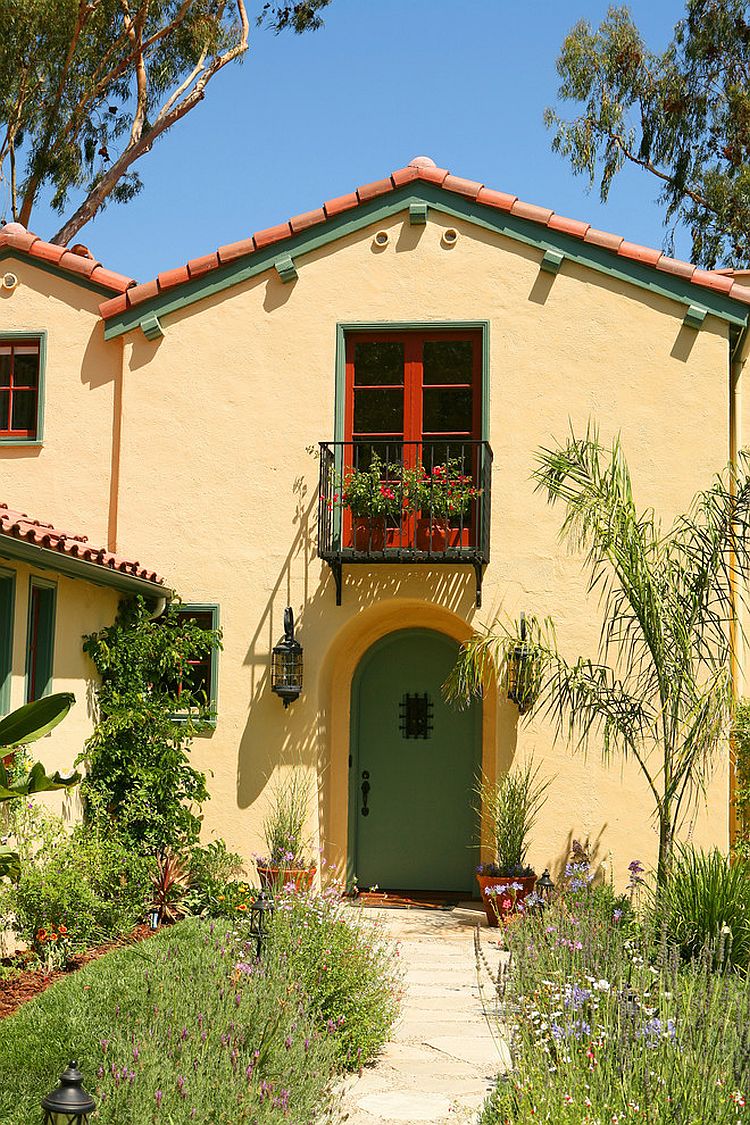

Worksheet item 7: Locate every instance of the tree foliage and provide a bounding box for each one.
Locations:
[446,427,750,887]
[546,1,750,268]
[79,594,222,852]
[0,0,330,244]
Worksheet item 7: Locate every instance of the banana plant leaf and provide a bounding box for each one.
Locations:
[0,845,21,882]
[0,759,81,802]
[0,693,75,750]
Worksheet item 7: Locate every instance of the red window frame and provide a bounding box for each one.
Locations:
[343,330,483,548]
[0,339,40,440]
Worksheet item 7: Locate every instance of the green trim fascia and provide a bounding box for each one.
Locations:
[0,330,47,445]
[0,534,172,599]
[170,602,220,727]
[102,182,750,338]
[684,304,707,329]
[25,575,56,702]
[0,247,127,299]
[334,320,490,443]
[0,566,15,714]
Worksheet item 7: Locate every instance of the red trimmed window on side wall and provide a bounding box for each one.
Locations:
[0,340,40,439]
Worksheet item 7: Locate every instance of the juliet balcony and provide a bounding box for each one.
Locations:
[317,440,493,605]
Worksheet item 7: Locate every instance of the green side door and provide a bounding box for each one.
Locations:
[350,629,480,893]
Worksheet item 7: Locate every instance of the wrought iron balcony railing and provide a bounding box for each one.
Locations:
[317,440,492,605]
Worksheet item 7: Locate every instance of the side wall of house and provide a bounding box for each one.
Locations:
[113,209,732,885]
[0,557,119,819]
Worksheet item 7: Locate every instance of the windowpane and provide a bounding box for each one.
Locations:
[354,342,404,386]
[0,391,9,430]
[13,352,39,388]
[11,389,36,433]
[0,350,10,388]
[354,388,404,434]
[423,388,473,434]
[423,340,473,385]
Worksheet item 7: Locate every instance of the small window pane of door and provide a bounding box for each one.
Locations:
[422,340,473,385]
[353,342,404,386]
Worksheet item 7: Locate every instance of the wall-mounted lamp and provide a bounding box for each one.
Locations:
[506,612,540,714]
[271,608,303,708]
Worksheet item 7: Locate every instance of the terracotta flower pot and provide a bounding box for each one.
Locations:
[476,873,536,928]
[256,865,316,893]
[416,517,450,552]
[351,516,386,552]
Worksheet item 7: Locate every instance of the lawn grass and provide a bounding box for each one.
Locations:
[0,917,340,1124]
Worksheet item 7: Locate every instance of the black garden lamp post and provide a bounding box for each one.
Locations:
[507,612,540,714]
[271,608,303,708]
[250,889,275,958]
[536,869,556,906]
[41,1062,96,1125]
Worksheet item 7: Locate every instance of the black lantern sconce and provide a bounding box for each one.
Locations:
[249,889,276,957]
[271,608,303,708]
[506,612,541,714]
[41,1062,96,1124]
[536,868,556,906]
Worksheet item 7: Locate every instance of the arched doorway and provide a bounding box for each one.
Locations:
[349,628,481,893]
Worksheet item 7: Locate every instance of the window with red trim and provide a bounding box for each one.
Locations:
[345,330,481,459]
[171,606,220,718]
[0,340,41,440]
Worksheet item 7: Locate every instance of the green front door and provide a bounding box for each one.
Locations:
[350,629,480,893]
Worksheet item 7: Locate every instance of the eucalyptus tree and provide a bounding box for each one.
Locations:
[0,0,330,244]
[546,1,750,268]
[445,428,750,887]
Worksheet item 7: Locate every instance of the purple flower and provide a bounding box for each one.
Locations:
[154,1089,163,1108]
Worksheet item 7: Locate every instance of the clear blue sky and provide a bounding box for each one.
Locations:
[33,0,688,281]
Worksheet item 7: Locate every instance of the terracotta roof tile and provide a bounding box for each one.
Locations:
[0,222,134,292]
[476,187,517,212]
[0,503,164,585]
[357,177,394,202]
[96,156,750,321]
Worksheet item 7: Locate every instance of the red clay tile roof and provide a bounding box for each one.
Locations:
[0,503,163,585]
[98,155,750,321]
[0,223,135,294]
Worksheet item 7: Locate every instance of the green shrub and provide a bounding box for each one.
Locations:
[0,918,339,1124]
[658,846,750,971]
[10,824,153,951]
[269,887,401,1070]
[185,838,247,917]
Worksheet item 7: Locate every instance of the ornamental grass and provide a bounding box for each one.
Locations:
[482,875,750,1125]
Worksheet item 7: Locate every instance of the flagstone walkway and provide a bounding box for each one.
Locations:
[338,904,510,1125]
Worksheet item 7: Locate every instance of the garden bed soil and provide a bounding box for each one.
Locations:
[0,923,158,1020]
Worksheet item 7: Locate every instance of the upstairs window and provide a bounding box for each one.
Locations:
[0,339,42,441]
[173,605,220,717]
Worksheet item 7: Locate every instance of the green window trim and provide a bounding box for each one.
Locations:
[0,330,47,446]
[171,603,220,728]
[334,321,490,443]
[25,576,56,702]
[0,567,15,714]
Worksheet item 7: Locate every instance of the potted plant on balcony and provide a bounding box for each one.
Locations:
[475,759,550,927]
[408,459,479,551]
[338,453,407,551]
[255,768,316,892]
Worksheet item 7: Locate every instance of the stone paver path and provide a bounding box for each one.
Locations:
[339,903,509,1124]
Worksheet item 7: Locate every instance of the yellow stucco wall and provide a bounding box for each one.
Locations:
[0,258,120,547]
[103,209,733,888]
[0,557,119,819]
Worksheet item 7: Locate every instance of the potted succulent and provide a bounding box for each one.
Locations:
[475,759,550,926]
[336,453,406,550]
[255,768,316,892]
[407,459,479,551]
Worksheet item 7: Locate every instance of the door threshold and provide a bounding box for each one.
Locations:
[351,888,465,911]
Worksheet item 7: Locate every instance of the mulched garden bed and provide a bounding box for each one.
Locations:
[0,924,159,1020]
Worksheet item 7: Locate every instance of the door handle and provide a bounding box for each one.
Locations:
[361,770,370,816]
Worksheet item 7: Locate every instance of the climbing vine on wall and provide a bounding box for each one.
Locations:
[79,595,222,852]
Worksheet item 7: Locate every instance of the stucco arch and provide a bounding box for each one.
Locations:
[316,598,500,880]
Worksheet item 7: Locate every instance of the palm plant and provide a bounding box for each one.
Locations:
[445,426,750,888]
